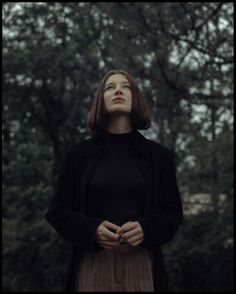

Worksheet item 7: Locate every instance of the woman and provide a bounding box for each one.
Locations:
[45,69,183,292]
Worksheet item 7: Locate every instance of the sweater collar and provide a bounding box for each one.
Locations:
[84,130,149,160]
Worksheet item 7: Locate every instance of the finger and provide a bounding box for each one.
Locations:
[127,236,143,246]
[103,221,121,232]
[117,221,133,234]
[132,239,143,247]
[122,221,133,226]
[122,228,139,240]
[103,226,120,241]
[99,236,117,242]
[117,221,135,235]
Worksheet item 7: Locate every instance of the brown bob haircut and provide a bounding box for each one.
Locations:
[87,69,151,134]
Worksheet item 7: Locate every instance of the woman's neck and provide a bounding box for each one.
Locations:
[105,114,133,134]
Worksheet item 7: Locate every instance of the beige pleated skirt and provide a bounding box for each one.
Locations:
[74,244,154,292]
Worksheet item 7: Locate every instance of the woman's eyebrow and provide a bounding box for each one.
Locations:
[105,81,130,86]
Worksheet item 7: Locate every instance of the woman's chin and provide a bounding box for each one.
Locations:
[108,108,131,115]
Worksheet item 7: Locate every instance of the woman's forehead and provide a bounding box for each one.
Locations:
[105,73,129,84]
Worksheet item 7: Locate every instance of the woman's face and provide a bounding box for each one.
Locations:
[103,74,132,115]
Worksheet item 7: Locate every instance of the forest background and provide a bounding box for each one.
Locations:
[2,2,234,291]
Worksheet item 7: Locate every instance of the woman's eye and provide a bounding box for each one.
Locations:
[105,85,130,91]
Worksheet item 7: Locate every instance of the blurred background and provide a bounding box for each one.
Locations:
[2,2,234,292]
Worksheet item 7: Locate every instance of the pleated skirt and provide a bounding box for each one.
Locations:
[74,244,154,292]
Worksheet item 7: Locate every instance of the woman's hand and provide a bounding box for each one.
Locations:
[95,220,121,250]
[116,221,144,247]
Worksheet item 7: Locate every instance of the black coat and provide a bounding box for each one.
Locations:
[45,130,183,292]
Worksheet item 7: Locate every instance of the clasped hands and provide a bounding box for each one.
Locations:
[95,220,144,250]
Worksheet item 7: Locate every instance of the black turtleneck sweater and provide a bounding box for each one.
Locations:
[86,131,145,227]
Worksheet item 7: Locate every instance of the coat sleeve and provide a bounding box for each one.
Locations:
[45,144,103,250]
[137,151,183,247]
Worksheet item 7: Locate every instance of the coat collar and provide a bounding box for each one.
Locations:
[84,130,149,160]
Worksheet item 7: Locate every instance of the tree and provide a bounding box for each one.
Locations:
[3,2,233,291]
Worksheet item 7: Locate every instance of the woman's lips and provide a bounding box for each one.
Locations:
[113,99,125,103]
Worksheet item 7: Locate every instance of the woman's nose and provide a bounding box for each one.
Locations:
[115,89,123,95]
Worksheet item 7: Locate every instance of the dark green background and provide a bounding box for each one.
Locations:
[2,2,233,291]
